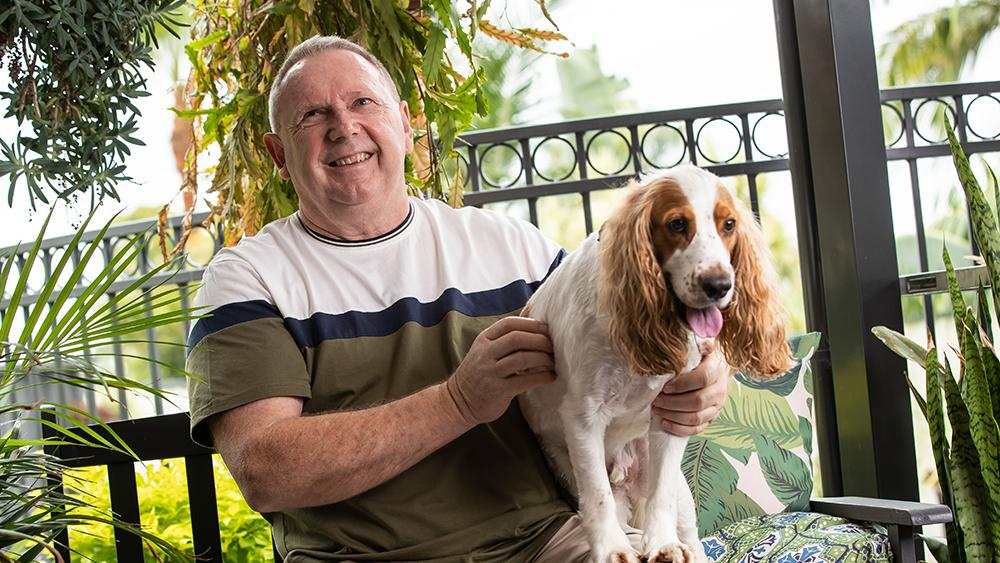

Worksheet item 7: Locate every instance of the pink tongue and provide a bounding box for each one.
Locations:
[686,306,723,338]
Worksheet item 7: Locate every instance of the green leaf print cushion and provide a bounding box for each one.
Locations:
[685,332,821,537]
[689,333,892,562]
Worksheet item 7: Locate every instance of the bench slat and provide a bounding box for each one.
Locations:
[185,454,223,562]
[108,461,144,562]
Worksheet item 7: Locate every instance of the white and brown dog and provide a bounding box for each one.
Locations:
[520,165,791,563]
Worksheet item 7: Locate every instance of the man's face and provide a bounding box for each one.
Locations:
[265,49,413,211]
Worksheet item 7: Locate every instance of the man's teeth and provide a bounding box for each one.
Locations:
[330,152,373,167]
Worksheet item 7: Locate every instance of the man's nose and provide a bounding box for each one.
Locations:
[326,111,359,142]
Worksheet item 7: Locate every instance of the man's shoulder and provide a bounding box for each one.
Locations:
[417,197,546,243]
[204,214,300,272]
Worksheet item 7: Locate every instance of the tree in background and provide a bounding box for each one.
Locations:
[880,0,999,86]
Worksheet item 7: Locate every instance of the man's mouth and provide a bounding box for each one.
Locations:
[328,151,374,167]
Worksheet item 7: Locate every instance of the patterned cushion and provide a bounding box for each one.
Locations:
[700,512,891,562]
[684,333,820,536]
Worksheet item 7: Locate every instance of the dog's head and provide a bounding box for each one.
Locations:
[598,165,792,379]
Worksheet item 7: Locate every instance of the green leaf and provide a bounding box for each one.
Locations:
[871,326,928,367]
[701,382,803,451]
[753,434,812,511]
[422,25,446,86]
[946,116,1000,323]
[682,437,738,536]
[926,347,964,563]
[919,534,951,563]
[940,358,995,562]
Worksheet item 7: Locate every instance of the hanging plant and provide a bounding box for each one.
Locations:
[178,0,568,246]
[0,0,187,211]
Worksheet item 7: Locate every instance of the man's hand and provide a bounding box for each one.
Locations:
[651,345,731,436]
[446,316,557,425]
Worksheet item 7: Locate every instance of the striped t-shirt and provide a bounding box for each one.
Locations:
[186,196,572,562]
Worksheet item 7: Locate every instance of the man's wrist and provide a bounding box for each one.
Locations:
[435,380,477,432]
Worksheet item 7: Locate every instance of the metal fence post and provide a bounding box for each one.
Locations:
[772,0,919,501]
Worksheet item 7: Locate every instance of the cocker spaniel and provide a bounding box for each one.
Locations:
[520,165,791,563]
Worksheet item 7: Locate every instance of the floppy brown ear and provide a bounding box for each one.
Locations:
[599,181,689,377]
[718,194,792,378]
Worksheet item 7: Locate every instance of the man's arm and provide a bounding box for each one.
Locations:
[211,316,557,513]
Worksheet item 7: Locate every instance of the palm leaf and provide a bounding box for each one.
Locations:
[682,437,738,536]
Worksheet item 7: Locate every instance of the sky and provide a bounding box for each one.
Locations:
[1,0,998,247]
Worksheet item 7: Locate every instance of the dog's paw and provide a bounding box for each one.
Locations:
[592,538,641,563]
[596,550,641,563]
[645,542,697,563]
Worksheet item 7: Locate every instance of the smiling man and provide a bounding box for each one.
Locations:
[185,36,730,562]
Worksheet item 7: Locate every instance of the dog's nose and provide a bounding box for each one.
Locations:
[700,276,732,300]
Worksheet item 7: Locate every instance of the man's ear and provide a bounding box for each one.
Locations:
[263,132,290,180]
[398,100,414,153]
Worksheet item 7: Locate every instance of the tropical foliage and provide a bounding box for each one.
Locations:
[0,0,187,210]
[179,0,568,245]
[0,211,201,561]
[685,332,820,537]
[873,118,1000,563]
[880,0,1000,86]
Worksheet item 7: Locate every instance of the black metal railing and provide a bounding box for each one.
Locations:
[2,80,998,423]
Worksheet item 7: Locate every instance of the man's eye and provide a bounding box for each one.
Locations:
[355,97,374,106]
[304,109,321,119]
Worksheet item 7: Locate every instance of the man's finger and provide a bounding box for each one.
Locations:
[659,418,708,437]
[652,389,718,413]
[491,330,553,359]
[481,316,549,340]
[496,351,554,376]
[662,368,712,394]
[653,406,714,427]
[509,370,558,393]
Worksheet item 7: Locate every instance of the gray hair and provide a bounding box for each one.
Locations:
[267,35,401,133]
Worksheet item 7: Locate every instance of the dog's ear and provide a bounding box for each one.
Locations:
[599,179,689,377]
[718,193,792,379]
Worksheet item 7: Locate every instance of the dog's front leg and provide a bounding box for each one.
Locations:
[642,426,700,562]
[562,411,639,563]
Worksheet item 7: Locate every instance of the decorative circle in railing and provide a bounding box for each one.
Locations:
[965,94,1000,141]
[750,112,789,159]
[880,102,905,148]
[111,236,144,277]
[640,123,687,169]
[183,226,218,268]
[478,142,524,189]
[532,136,577,182]
[913,97,957,145]
[695,117,743,164]
[585,129,632,177]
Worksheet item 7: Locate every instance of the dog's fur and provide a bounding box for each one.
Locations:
[519,165,791,562]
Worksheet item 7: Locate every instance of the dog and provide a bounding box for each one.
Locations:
[519,165,791,563]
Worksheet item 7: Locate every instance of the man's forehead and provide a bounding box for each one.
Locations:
[282,50,389,101]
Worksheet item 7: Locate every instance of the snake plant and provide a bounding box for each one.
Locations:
[873,117,1000,563]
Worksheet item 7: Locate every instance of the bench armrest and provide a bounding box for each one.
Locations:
[810,496,952,526]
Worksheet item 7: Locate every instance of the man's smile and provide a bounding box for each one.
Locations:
[328,151,374,167]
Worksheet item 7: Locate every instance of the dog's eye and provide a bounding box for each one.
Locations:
[723,218,736,232]
[667,218,688,233]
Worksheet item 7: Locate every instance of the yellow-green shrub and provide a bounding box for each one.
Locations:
[67,456,273,561]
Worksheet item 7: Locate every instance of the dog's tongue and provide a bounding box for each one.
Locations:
[686,306,723,338]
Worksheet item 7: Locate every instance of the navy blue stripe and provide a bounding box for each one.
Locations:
[283,279,538,347]
[543,249,567,283]
[187,300,282,351]
[187,251,565,351]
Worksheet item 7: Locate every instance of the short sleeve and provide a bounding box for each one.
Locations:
[511,218,566,285]
[186,257,311,448]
